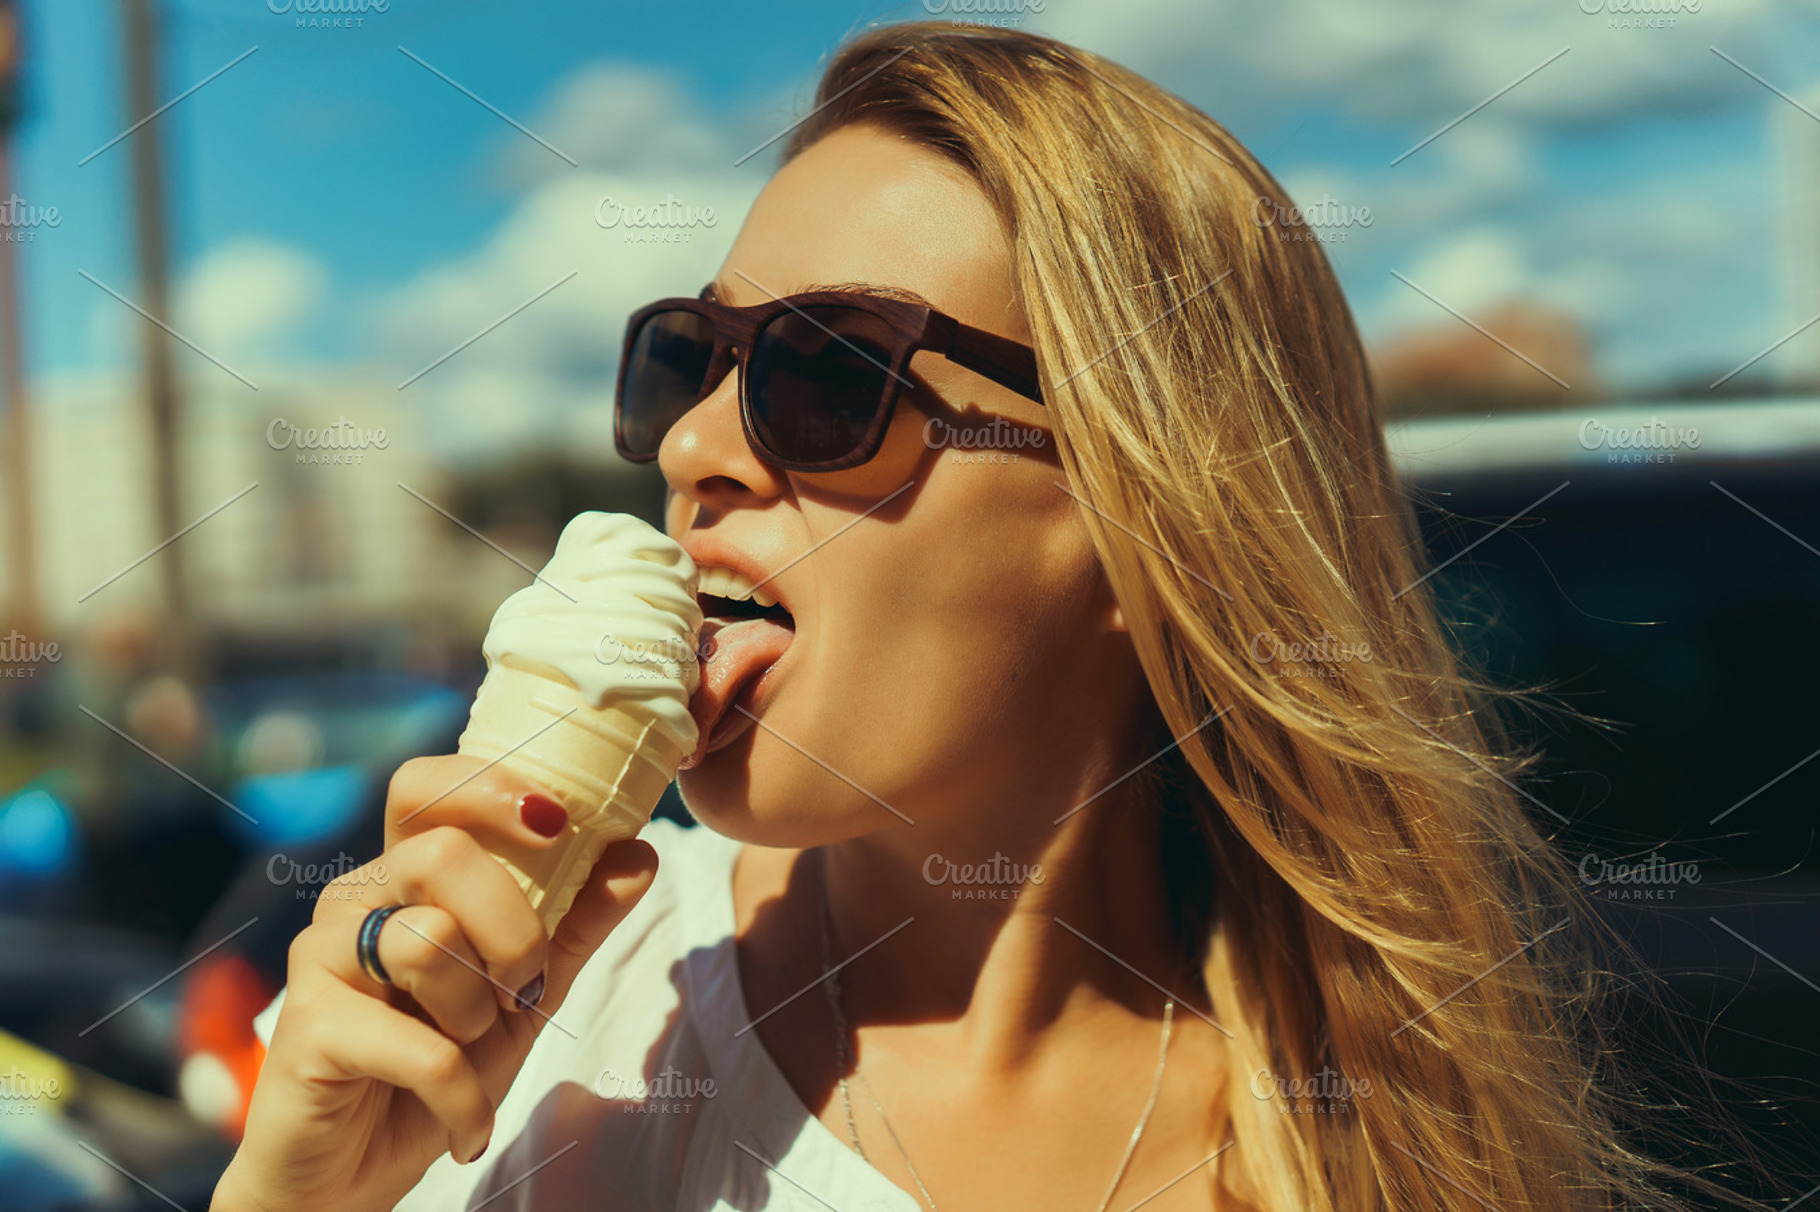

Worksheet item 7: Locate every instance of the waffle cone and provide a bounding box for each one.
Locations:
[455,663,686,935]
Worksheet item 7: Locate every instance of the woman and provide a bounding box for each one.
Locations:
[213,23,1736,1212]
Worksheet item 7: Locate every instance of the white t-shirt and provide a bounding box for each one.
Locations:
[252,818,918,1212]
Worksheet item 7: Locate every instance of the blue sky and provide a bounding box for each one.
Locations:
[17,0,864,364]
[9,0,1820,457]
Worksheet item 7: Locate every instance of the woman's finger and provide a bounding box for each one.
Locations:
[542,839,660,1011]
[317,826,549,1014]
[374,907,501,1041]
[384,754,571,855]
[291,907,496,1045]
[279,975,495,1165]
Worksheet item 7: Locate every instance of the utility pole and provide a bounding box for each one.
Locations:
[121,0,189,674]
[0,0,38,639]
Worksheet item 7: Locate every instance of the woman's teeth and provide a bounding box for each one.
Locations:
[697,565,779,610]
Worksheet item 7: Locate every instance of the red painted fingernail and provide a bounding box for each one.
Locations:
[519,794,567,838]
[467,1136,490,1164]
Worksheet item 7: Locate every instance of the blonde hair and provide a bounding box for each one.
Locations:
[785,22,1768,1211]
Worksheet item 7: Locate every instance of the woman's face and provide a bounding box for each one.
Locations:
[665,122,1148,848]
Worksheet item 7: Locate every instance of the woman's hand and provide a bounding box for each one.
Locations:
[211,756,660,1212]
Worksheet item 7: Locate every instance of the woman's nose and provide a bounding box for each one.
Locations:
[657,361,789,512]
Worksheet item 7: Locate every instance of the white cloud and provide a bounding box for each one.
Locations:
[1367,226,1531,334]
[82,238,330,379]
[495,64,729,185]
[380,64,769,462]
[1039,0,1801,127]
[1275,118,1543,264]
[176,237,329,362]
[1348,155,1765,390]
[1029,1,1803,393]
[373,15,1816,458]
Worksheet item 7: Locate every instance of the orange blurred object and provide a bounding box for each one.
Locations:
[177,952,274,1141]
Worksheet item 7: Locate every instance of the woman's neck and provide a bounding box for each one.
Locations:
[763,777,1204,1076]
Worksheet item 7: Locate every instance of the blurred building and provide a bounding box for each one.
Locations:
[1773,82,1820,390]
[1368,301,1595,419]
[0,370,559,653]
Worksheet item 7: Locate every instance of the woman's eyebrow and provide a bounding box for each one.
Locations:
[802,280,936,307]
[698,279,935,308]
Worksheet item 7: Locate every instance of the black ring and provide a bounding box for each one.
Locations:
[356,904,407,987]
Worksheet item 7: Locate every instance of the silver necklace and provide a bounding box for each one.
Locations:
[816,850,1176,1212]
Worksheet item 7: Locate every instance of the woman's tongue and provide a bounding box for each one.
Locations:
[683,614,795,767]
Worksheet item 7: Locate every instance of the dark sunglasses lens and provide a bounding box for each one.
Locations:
[619,309,717,458]
[749,307,897,466]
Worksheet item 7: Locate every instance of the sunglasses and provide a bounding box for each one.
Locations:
[613,289,1046,472]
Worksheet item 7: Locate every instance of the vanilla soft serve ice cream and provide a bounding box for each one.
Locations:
[457,512,703,934]
[478,512,703,747]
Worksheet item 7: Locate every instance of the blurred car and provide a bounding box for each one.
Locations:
[0,1026,231,1212]
[1387,395,1820,1197]
[0,667,474,1203]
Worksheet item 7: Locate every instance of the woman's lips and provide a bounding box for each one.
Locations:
[681,615,795,769]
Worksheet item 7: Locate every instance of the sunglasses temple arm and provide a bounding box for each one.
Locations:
[944,323,1046,406]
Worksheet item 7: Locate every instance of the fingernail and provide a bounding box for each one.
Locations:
[467,1136,490,1165]
[519,794,567,839]
[514,971,546,1011]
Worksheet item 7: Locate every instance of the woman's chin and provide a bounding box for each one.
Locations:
[675,744,794,846]
[676,756,888,850]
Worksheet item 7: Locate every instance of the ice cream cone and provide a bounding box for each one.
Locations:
[457,661,687,935]
[453,511,702,936]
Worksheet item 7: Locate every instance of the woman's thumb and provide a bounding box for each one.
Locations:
[543,838,659,1005]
